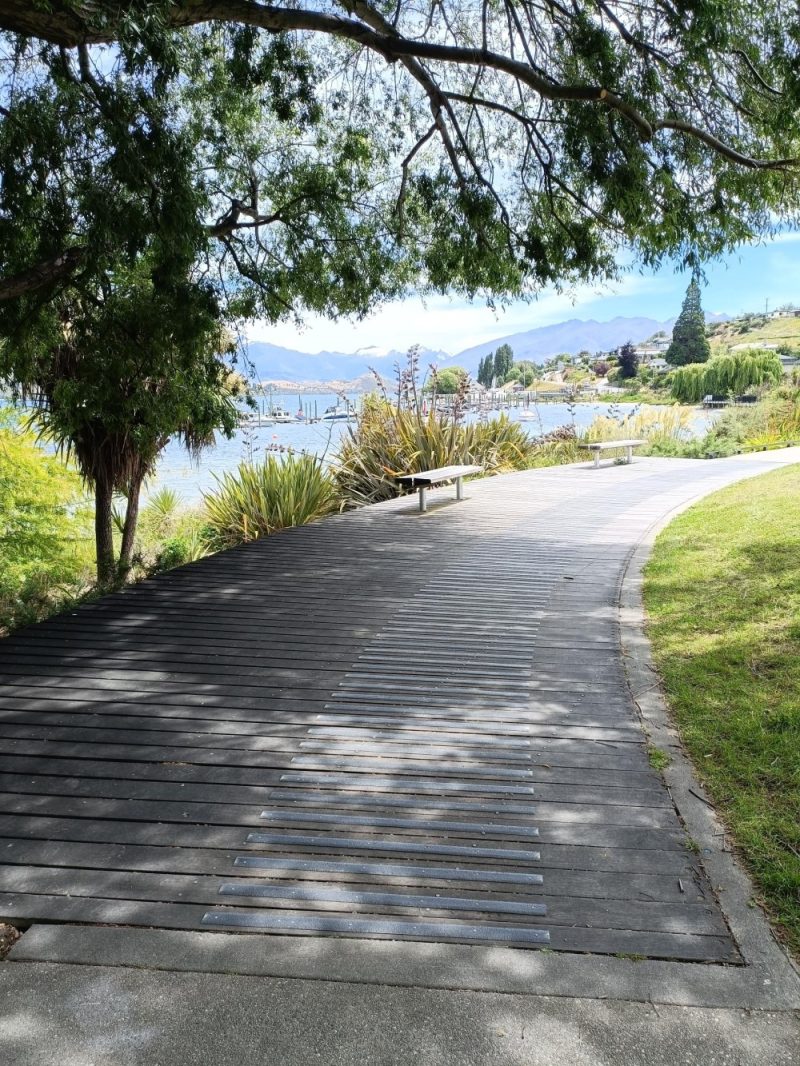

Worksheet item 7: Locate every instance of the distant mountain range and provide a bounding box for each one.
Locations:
[244,313,729,384]
[240,343,450,383]
[453,316,676,370]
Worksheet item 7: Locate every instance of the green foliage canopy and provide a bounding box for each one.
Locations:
[617,341,640,379]
[476,355,494,388]
[2,2,800,323]
[1,262,242,583]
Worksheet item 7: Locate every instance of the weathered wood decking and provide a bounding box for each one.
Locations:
[0,454,793,962]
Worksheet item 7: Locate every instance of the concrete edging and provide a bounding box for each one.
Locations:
[617,487,800,1002]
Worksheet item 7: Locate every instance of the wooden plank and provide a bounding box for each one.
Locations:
[0,725,540,762]
[0,838,706,902]
[0,757,671,807]
[0,698,642,730]
[0,773,674,825]
[0,892,739,962]
[0,739,657,785]
[0,864,728,935]
[0,815,702,873]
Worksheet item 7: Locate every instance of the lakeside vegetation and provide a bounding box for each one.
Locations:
[3,361,800,636]
[517,292,800,406]
[644,466,800,959]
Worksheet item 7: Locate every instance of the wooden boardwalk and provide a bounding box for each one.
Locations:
[1,454,793,962]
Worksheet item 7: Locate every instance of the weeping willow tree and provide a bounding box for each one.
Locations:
[670,350,784,403]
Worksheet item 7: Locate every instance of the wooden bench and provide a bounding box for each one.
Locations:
[579,439,646,469]
[396,464,482,513]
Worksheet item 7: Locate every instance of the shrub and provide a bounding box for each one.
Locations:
[0,412,93,631]
[334,397,538,506]
[203,454,341,548]
[425,366,469,394]
[153,533,211,570]
[465,415,542,472]
[130,487,213,572]
[142,486,183,533]
[701,386,800,452]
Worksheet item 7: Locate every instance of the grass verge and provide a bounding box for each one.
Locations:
[643,464,800,959]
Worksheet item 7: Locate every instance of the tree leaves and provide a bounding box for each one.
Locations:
[667,279,712,366]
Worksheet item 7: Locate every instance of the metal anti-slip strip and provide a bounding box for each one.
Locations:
[201,911,551,944]
[267,790,535,815]
[297,742,534,763]
[309,727,533,747]
[259,810,539,837]
[278,773,535,795]
[289,757,534,780]
[318,709,538,728]
[244,832,541,862]
[341,674,532,691]
[217,882,547,916]
[232,855,544,884]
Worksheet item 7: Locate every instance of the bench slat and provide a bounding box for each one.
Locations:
[578,440,646,452]
[396,465,482,486]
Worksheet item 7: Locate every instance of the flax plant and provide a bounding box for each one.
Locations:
[334,348,539,506]
[203,454,341,549]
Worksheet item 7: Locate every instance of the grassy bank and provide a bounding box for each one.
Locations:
[643,465,800,958]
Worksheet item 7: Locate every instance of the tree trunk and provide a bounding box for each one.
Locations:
[94,477,115,587]
[118,474,143,580]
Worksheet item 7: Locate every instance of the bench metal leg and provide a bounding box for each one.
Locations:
[625,445,633,464]
[418,486,427,513]
[456,476,464,501]
[594,451,600,469]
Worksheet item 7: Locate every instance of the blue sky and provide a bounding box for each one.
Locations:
[247,233,800,356]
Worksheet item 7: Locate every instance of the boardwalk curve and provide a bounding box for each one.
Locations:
[1,451,798,964]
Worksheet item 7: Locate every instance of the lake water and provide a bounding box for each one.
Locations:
[148,393,708,503]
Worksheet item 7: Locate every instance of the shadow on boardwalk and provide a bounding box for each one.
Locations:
[1,453,798,966]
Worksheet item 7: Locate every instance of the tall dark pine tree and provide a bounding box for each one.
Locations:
[666,279,712,366]
[617,341,639,378]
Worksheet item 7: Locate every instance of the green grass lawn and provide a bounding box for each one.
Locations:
[644,464,800,959]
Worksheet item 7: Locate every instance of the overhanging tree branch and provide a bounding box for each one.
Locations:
[0,1,795,171]
[0,247,86,302]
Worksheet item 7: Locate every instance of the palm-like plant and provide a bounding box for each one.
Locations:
[22,271,241,586]
[203,454,341,549]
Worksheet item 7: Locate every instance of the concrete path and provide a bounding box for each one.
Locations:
[1,962,798,1066]
[2,449,800,1062]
